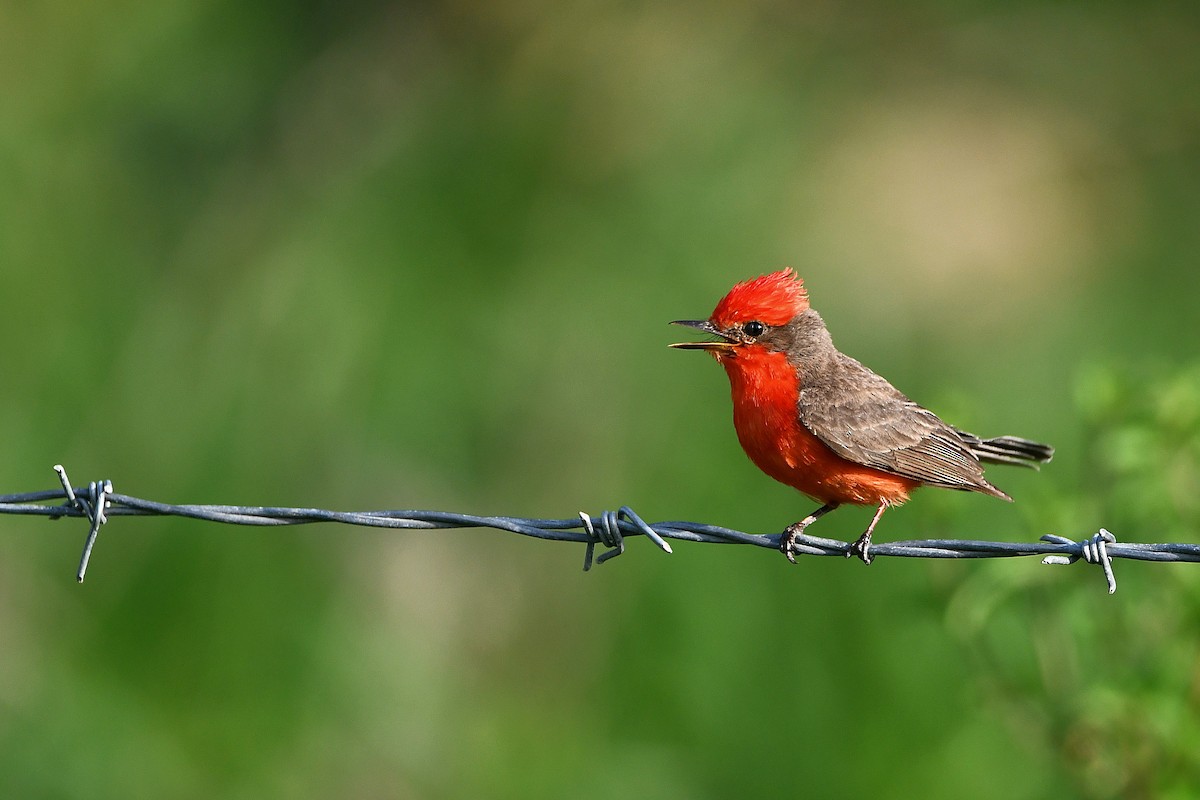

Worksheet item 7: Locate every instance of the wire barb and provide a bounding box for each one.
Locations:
[4,465,1198,590]
[579,506,673,571]
[579,510,622,570]
[1041,529,1119,594]
[53,465,113,582]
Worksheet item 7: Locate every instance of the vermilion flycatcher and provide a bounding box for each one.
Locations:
[671,269,1053,563]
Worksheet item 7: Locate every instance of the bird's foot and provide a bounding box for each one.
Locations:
[847,531,874,565]
[780,521,808,564]
[779,503,840,564]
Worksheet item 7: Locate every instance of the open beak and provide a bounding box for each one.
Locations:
[669,319,737,351]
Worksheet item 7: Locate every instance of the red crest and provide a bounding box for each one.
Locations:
[710,268,809,327]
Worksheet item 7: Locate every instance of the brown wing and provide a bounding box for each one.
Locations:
[798,353,1008,498]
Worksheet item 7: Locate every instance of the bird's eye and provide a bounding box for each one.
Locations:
[743,321,766,338]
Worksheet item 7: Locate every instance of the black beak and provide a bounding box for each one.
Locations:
[669,319,737,351]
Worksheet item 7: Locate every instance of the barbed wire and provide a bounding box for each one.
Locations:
[4,465,1199,593]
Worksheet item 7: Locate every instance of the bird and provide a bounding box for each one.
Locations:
[669,269,1053,564]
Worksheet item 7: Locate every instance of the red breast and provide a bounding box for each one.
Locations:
[716,343,919,507]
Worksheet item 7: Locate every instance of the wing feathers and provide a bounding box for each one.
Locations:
[799,354,1005,497]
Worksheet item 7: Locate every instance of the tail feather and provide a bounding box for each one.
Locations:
[955,431,1054,469]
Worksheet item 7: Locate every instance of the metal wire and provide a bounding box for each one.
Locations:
[5,465,1199,592]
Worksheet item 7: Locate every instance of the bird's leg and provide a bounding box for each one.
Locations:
[847,503,888,565]
[780,503,840,564]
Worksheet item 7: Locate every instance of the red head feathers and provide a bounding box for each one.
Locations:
[710,268,809,328]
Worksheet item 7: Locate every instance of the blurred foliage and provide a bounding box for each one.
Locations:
[1,1,1199,798]
[946,365,1200,799]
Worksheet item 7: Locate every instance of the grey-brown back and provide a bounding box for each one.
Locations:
[757,308,1052,498]
[797,350,1009,497]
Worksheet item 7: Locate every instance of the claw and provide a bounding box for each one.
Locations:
[779,502,839,563]
[846,503,887,565]
[780,522,803,564]
[847,532,874,565]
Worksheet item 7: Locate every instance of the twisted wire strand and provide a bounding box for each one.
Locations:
[5,466,1199,592]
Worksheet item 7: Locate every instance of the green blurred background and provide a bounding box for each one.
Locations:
[2,1,1199,797]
